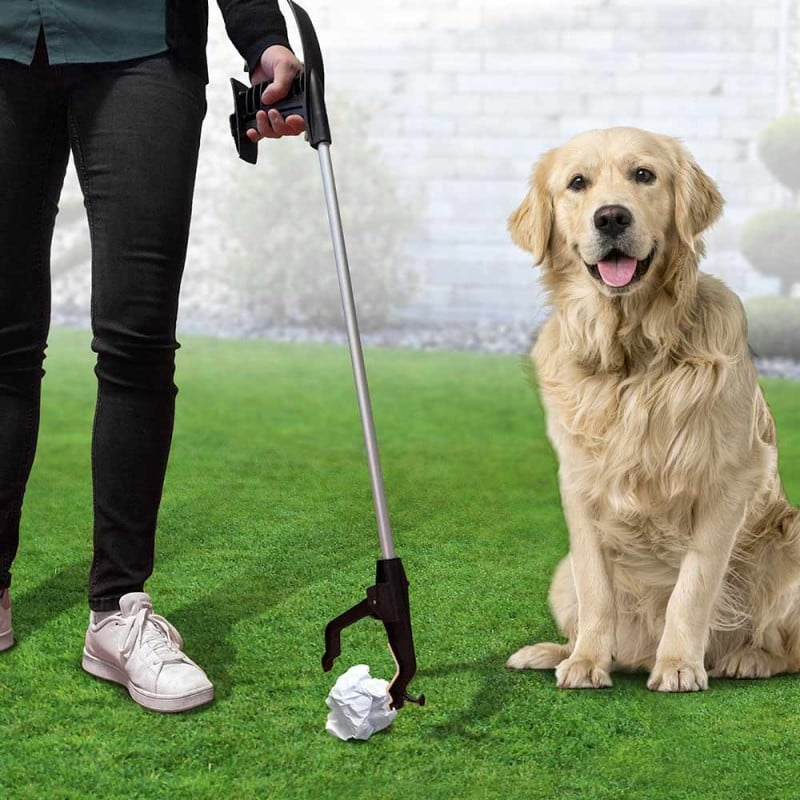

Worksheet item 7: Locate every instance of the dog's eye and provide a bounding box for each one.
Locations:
[634,167,656,184]
[568,175,588,192]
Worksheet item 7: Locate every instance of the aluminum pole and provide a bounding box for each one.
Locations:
[316,142,396,560]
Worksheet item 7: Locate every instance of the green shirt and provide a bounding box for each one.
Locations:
[0,1,167,65]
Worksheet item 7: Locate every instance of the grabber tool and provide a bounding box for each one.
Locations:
[229,0,424,711]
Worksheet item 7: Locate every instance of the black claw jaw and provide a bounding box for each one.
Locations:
[322,558,425,711]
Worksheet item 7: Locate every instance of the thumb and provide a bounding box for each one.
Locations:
[260,60,299,106]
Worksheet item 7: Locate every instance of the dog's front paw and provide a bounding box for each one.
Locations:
[555,654,612,689]
[647,658,707,692]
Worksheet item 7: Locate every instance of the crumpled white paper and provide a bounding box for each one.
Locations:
[325,664,397,741]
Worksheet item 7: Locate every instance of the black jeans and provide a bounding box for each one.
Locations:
[0,36,206,610]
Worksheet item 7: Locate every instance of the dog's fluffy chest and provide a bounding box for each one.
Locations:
[541,363,705,568]
[532,303,764,571]
[534,340,731,548]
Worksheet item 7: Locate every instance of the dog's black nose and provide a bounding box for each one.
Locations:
[594,205,632,237]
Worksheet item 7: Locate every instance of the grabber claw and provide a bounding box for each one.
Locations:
[322,558,425,710]
[230,1,424,711]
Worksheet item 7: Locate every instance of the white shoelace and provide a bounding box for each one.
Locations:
[119,607,187,666]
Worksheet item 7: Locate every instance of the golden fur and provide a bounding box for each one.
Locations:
[505,127,800,691]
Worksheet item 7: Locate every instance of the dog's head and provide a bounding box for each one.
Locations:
[508,127,723,300]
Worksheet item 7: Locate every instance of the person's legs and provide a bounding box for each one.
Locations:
[65,52,206,611]
[0,40,70,596]
[67,52,212,711]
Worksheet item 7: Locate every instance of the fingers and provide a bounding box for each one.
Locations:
[284,114,306,135]
[248,109,278,140]
[245,111,305,142]
[246,46,306,142]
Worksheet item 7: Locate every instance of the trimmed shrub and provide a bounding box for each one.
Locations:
[758,114,800,196]
[745,296,800,359]
[222,96,418,330]
[739,208,800,295]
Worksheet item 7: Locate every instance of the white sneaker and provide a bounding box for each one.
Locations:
[0,589,12,652]
[82,592,214,712]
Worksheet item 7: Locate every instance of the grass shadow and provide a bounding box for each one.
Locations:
[419,654,526,740]
[12,560,89,641]
[166,537,369,703]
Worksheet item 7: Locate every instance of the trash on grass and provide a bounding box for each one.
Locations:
[325,664,397,741]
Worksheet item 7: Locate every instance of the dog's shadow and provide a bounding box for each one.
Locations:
[422,649,678,739]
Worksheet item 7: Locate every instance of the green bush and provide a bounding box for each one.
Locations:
[758,114,800,196]
[745,296,800,359]
[222,96,418,330]
[739,208,800,295]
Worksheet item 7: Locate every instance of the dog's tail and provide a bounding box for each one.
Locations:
[783,505,800,558]
[776,505,800,670]
[506,642,571,670]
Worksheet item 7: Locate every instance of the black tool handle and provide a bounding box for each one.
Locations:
[239,76,305,122]
[229,76,305,164]
[287,0,330,149]
[229,1,330,163]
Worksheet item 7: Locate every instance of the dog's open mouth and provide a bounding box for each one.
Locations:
[585,248,655,289]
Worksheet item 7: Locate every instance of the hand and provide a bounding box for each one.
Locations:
[246,45,306,141]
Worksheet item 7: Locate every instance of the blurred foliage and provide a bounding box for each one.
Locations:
[740,115,800,297]
[221,96,419,329]
[52,174,91,278]
[739,208,800,296]
[746,296,800,359]
[758,114,800,196]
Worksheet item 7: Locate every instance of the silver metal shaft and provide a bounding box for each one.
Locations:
[317,142,396,560]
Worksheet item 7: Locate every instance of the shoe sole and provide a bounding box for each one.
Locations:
[0,629,13,652]
[81,649,214,713]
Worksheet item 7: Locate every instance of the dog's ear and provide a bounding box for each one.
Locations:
[508,150,555,265]
[673,146,724,252]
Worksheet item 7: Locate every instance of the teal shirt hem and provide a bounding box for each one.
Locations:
[0,1,168,66]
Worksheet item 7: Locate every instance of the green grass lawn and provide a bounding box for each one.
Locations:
[1,328,799,800]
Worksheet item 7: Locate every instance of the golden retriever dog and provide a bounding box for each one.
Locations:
[505,127,800,692]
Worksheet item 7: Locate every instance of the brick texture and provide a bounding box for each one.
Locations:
[51,0,796,329]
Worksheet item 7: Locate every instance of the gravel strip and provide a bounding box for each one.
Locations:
[53,311,800,381]
[753,359,800,381]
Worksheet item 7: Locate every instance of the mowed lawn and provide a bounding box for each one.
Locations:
[1,327,799,800]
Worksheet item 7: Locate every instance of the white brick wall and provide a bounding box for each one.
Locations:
[269,0,791,323]
[50,0,797,329]
[790,0,800,108]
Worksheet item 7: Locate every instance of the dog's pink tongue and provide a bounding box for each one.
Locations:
[597,255,638,287]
